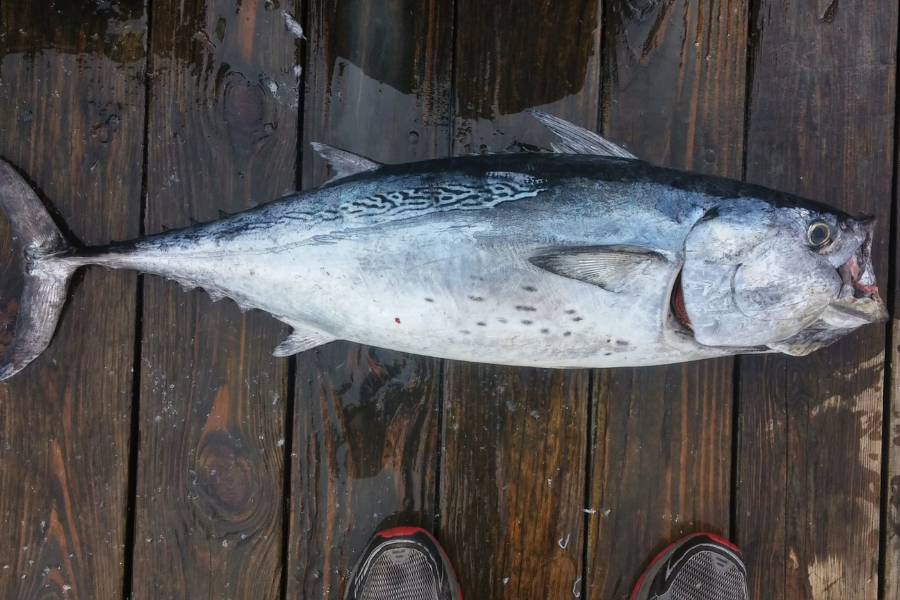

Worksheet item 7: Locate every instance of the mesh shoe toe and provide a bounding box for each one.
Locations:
[630,533,749,600]
[345,527,461,600]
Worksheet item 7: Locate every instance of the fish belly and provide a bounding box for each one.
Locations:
[203,218,679,367]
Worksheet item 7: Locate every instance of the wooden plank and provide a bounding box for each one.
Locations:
[886,55,900,600]
[285,0,453,597]
[586,1,748,597]
[439,2,600,597]
[736,1,897,599]
[287,346,442,598]
[441,367,590,598]
[888,316,900,600]
[129,0,301,597]
[0,1,145,597]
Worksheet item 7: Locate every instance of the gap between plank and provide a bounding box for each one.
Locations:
[121,0,154,594]
[732,0,762,547]
[877,11,900,599]
[435,0,460,539]
[580,368,596,599]
[280,1,308,595]
[279,355,297,600]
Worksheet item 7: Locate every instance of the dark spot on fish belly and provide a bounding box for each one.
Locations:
[615,340,628,346]
[540,328,549,334]
[572,317,583,322]
[522,286,537,292]
[516,305,536,311]
[565,310,576,315]
[424,297,434,303]
[468,296,484,301]
[395,318,401,324]
[498,318,508,324]
[461,330,471,335]
[521,320,533,325]
[604,352,612,356]
[564,331,572,337]
[477,322,487,326]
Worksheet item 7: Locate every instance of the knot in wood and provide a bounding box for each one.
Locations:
[221,73,270,145]
[194,436,257,519]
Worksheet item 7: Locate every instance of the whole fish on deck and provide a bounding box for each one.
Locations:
[0,112,888,379]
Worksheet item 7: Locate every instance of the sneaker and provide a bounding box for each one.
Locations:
[630,533,749,600]
[344,526,462,600]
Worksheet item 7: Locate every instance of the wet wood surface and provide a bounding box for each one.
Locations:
[285,0,452,597]
[0,0,898,599]
[586,1,747,597]
[130,0,298,597]
[736,2,897,600]
[0,1,145,598]
[438,1,598,598]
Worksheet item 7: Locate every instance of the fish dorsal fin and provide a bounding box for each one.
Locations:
[272,323,336,357]
[527,110,637,159]
[530,245,666,293]
[311,142,381,184]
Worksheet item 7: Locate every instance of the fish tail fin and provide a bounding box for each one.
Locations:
[0,159,77,380]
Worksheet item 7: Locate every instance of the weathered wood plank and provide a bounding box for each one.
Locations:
[586,0,747,597]
[888,314,900,600]
[130,0,301,596]
[285,0,452,596]
[441,367,590,599]
[886,60,900,600]
[439,2,600,597]
[737,1,897,598]
[287,346,441,598]
[0,1,145,597]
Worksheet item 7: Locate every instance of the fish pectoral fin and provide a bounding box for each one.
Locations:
[311,142,382,185]
[527,110,638,159]
[529,245,666,293]
[272,324,336,357]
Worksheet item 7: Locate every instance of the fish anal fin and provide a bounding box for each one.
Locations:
[273,323,336,357]
[527,110,638,160]
[530,245,666,293]
[311,142,381,185]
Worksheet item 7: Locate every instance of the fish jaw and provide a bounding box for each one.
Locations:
[831,217,888,325]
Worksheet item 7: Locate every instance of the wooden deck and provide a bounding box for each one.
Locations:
[0,0,898,598]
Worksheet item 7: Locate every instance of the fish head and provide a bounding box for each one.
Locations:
[679,198,888,355]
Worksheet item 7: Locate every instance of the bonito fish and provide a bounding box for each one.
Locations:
[0,112,888,379]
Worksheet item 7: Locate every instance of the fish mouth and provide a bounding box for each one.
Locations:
[832,221,889,325]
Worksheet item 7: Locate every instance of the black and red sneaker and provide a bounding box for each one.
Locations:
[344,527,462,600]
[630,533,748,600]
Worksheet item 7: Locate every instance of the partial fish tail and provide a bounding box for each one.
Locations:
[0,160,77,380]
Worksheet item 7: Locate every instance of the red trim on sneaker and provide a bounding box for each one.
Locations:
[701,532,742,555]
[628,533,741,600]
[377,526,428,538]
[375,527,463,600]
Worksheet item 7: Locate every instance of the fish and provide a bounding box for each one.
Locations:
[0,111,888,379]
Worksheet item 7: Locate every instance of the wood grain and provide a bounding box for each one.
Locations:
[736,1,897,598]
[440,366,589,599]
[887,315,900,600]
[130,0,301,597]
[440,2,600,597]
[586,1,748,597]
[285,0,453,596]
[287,345,441,598]
[0,1,145,598]
[886,55,900,600]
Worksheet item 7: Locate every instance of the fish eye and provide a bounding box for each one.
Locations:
[807,221,831,247]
